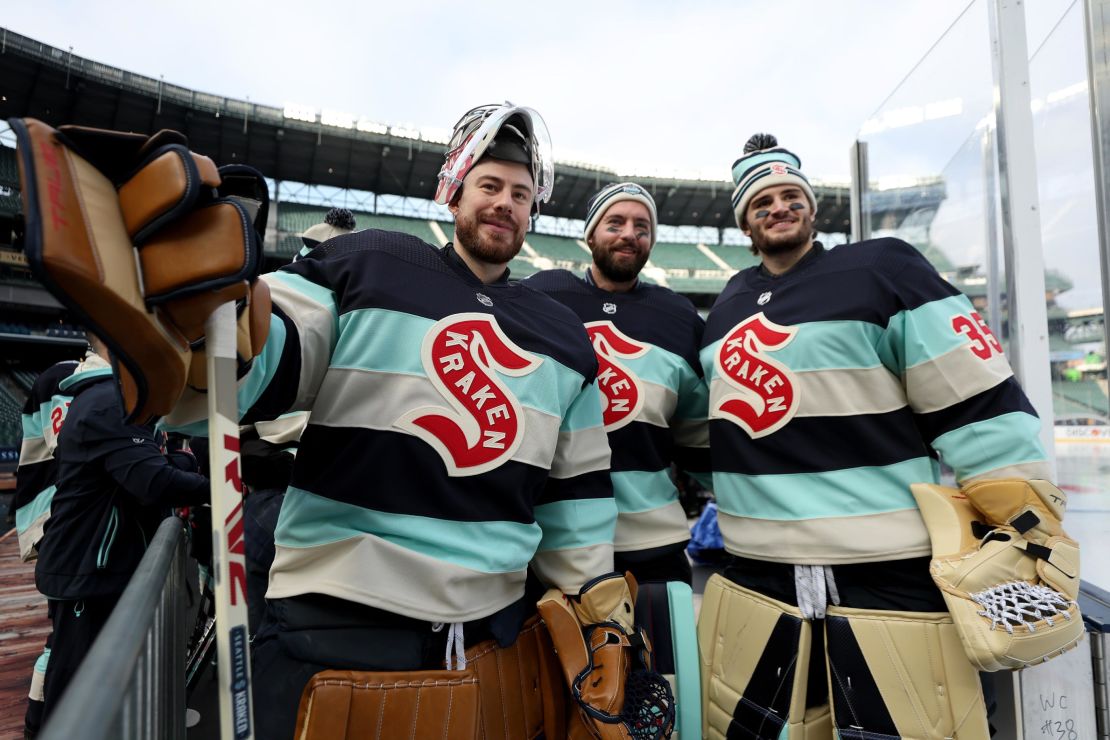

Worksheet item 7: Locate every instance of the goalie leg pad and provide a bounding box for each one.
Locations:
[825,605,989,740]
[697,574,831,739]
[294,616,563,740]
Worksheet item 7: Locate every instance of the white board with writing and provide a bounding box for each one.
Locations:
[1018,634,1097,740]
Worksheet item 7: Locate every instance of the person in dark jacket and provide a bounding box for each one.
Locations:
[34,335,210,722]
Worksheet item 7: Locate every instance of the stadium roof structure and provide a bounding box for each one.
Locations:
[0,26,900,233]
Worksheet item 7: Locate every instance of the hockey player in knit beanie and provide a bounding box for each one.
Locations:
[581,182,658,291]
[730,133,817,257]
[297,207,356,259]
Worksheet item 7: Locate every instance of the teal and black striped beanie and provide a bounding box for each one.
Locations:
[730,133,816,229]
[584,182,658,246]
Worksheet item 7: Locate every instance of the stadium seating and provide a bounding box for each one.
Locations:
[523,233,591,269]
[359,214,439,245]
[0,146,18,187]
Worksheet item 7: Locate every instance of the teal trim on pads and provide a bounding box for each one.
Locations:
[713,457,937,521]
[276,486,541,573]
[15,485,55,534]
[932,411,1047,478]
[667,581,701,740]
[534,498,617,551]
[612,470,678,514]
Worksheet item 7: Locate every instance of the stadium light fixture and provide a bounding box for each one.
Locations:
[321,109,355,129]
[357,118,389,135]
[283,103,317,123]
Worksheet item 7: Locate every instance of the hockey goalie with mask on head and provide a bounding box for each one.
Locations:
[696,133,1082,740]
[10,102,674,740]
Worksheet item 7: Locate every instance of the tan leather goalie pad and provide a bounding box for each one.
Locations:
[11,117,260,423]
[911,483,1083,672]
[825,605,989,740]
[696,574,830,740]
[293,616,565,740]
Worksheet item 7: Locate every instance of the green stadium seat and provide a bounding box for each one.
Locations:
[524,233,591,270]
[359,214,439,245]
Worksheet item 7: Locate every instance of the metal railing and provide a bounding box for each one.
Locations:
[40,517,189,740]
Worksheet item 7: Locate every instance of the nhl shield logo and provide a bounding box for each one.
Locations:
[757,291,772,306]
[711,312,799,438]
[396,313,542,476]
[602,302,617,315]
[585,321,649,431]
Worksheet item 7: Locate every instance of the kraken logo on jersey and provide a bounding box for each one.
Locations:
[585,321,649,432]
[396,313,542,476]
[711,312,799,439]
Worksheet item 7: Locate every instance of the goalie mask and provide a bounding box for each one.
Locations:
[435,102,554,214]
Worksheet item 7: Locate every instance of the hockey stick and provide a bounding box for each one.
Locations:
[205,301,255,740]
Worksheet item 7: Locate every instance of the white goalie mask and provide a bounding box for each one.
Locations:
[435,102,554,214]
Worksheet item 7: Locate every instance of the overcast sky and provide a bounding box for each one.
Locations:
[3,0,981,183]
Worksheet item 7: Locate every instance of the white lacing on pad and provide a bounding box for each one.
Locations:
[794,565,841,620]
[444,622,467,670]
[970,581,1075,634]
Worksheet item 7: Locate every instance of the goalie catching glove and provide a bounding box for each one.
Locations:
[911,479,1082,672]
[10,118,270,424]
[537,572,675,739]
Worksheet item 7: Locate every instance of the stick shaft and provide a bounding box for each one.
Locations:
[205,302,254,740]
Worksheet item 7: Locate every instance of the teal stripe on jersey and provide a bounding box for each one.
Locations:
[931,411,1047,479]
[701,320,885,381]
[673,371,708,422]
[879,293,977,374]
[561,381,606,433]
[713,457,939,521]
[534,497,618,551]
[22,410,43,441]
[612,470,679,514]
[269,271,340,323]
[16,485,55,534]
[276,486,540,573]
[621,345,696,394]
[332,308,587,421]
[162,314,289,437]
[58,366,112,391]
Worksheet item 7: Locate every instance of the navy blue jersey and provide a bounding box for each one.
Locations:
[701,238,1048,564]
[14,359,81,561]
[164,231,615,622]
[525,269,708,553]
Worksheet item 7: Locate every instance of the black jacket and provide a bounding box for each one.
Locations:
[35,374,209,599]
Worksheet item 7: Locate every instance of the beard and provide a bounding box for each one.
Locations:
[591,242,650,284]
[750,215,815,257]
[454,209,525,265]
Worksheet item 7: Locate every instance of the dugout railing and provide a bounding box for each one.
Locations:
[38,517,190,740]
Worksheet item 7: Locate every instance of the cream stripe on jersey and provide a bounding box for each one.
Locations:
[264,273,338,410]
[709,365,907,419]
[311,367,608,477]
[531,542,615,594]
[268,536,526,623]
[904,346,1014,414]
[717,507,933,565]
[614,502,692,552]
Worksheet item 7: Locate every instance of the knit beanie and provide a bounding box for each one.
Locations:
[301,207,356,248]
[730,133,816,229]
[583,182,658,247]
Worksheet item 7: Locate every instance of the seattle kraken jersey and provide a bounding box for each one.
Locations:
[524,269,708,553]
[164,231,615,622]
[15,358,111,561]
[701,238,1049,565]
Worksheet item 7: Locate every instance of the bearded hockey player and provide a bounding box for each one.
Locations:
[11,103,674,740]
[696,134,1080,739]
[525,182,708,586]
